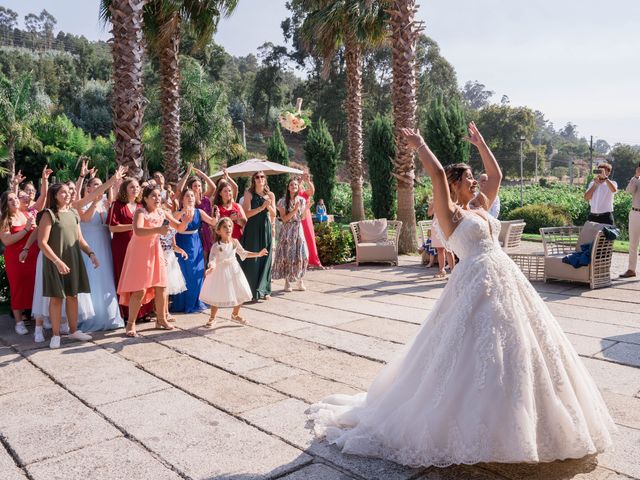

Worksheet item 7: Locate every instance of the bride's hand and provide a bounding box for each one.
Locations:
[464,122,486,148]
[400,128,425,150]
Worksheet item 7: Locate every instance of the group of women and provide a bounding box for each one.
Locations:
[1,162,323,347]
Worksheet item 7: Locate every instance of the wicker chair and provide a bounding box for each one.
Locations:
[350,219,403,266]
[499,219,526,252]
[540,222,614,289]
[417,220,432,245]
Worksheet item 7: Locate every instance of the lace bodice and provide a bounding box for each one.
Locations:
[438,211,501,260]
[208,239,248,268]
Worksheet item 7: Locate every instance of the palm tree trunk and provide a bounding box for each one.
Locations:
[345,37,365,222]
[159,25,182,183]
[389,0,421,253]
[6,138,15,186]
[109,0,146,179]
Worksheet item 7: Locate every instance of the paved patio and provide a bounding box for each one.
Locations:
[1,245,639,479]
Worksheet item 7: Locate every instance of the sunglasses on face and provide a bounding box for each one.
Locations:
[255,175,266,179]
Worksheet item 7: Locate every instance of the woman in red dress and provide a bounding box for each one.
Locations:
[107,178,154,321]
[212,180,246,240]
[0,192,39,334]
[298,173,322,268]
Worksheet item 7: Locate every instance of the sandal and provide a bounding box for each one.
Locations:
[155,317,175,330]
[433,271,447,279]
[125,321,138,337]
[166,314,177,323]
[205,315,216,327]
[230,313,247,325]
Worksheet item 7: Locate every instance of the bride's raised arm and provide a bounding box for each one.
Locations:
[400,128,459,239]
[466,122,502,209]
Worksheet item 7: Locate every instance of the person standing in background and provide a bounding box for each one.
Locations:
[584,162,617,225]
[620,164,640,278]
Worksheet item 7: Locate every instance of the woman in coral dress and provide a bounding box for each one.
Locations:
[108,178,154,321]
[298,173,322,268]
[118,185,191,337]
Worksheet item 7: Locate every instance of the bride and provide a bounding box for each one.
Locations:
[308,123,615,468]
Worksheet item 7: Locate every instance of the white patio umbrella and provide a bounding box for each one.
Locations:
[211,158,303,179]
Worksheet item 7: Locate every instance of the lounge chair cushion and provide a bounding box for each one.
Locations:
[358,219,388,243]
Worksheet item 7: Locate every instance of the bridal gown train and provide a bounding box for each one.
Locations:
[309,211,615,468]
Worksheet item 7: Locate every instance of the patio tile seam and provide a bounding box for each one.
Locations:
[555,316,640,339]
[86,348,327,477]
[0,432,32,479]
[578,352,640,371]
[128,330,369,402]
[169,320,390,366]
[242,295,425,330]
[18,434,124,470]
[5,345,193,480]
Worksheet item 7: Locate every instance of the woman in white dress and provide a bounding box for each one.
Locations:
[309,123,615,467]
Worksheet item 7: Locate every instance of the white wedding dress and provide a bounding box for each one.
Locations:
[309,211,615,467]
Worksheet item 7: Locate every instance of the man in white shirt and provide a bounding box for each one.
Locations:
[584,162,617,225]
[477,173,501,218]
[620,165,640,278]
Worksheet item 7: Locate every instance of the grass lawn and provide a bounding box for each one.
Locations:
[522,233,629,254]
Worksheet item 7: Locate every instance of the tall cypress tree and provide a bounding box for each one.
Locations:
[266,124,289,201]
[424,93,469,165]
[366,115,396,219]
[304,119,341,212]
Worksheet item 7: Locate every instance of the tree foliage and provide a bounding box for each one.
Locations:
[266,124,289,201]
[180,55,234,171]
[610,144,640,185]
[365,115,395,219]
[305,118,341,212]
[474,104,536,176]
[423,93,469,166]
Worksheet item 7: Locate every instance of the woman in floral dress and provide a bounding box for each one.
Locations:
[273,178,309,292]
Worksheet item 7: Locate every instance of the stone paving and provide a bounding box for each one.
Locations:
[1,244,639,479]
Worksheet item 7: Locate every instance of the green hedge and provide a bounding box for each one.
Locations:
[314,222,355,265]
[499,184,632,239]
[505,204,571,234]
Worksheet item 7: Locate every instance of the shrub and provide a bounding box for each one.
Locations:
[314,222,355,265]
[506,204,571,233]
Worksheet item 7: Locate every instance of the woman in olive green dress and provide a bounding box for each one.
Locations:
[37,183,99,349]
[241,171,277,300]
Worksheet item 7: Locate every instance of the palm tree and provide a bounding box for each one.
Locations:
[300,0,387,222]
[143,0,237,182]
[388,0,422,252]
[0,73,49,183]
[100,0,147,179]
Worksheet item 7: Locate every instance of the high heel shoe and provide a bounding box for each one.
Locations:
[205,314,216,327]
[155,317,175,330]
[125,321,137,337]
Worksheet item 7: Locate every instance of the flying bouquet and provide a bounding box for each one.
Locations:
[279,98,311,133]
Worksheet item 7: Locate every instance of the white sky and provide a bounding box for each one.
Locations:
[3,0,639,145]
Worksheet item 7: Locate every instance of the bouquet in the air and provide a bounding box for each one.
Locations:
[279,98,311,133]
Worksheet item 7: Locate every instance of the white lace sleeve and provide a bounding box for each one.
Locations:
[234,239,249,261]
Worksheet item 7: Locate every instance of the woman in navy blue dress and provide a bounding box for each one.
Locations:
[171,189,219,313]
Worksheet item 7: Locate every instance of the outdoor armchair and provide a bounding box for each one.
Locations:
[350,219,402,266]
[540,221,614,289]
[499,219,526,252]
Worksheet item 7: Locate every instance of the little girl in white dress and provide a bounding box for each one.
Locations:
[199,217,267,326]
